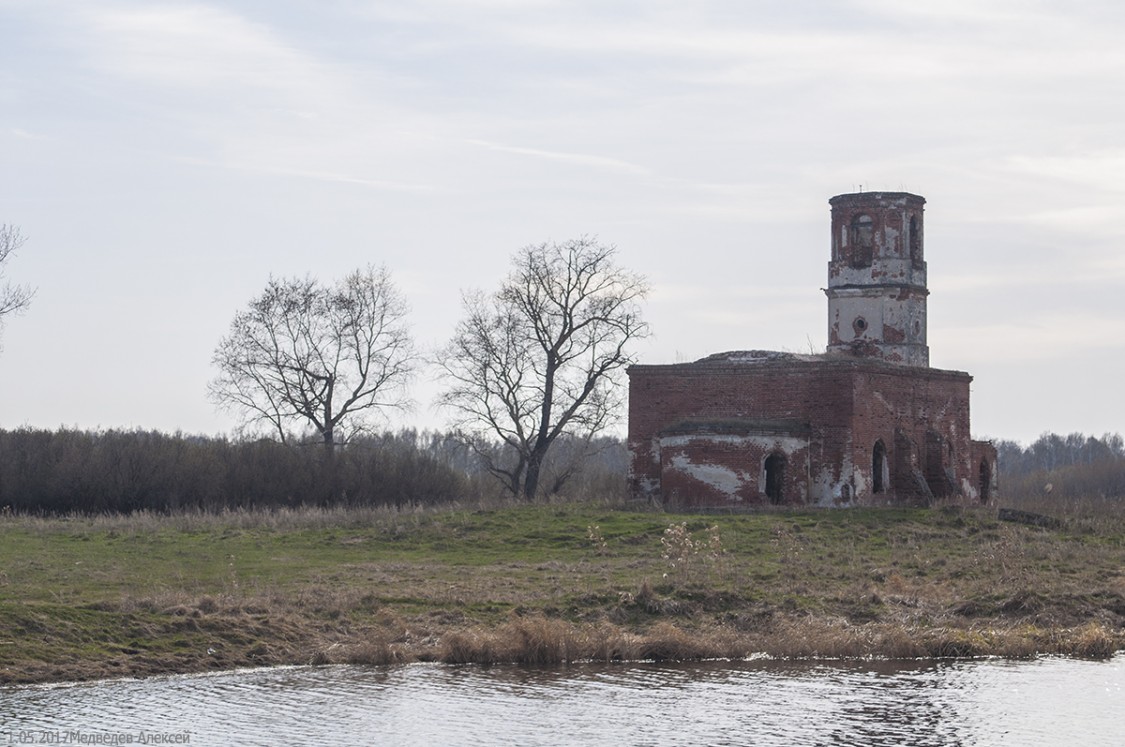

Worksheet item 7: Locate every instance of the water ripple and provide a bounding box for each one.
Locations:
[2,657,1121,747]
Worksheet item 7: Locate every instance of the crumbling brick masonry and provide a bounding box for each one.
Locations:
[628,192,997,508]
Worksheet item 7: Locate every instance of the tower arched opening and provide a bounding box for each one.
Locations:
[909,215,922,266]
[850,214,875,268]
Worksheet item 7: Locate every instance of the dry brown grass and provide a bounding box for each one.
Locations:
[0,504,454,535]
[1068,622,1119,659]
[429,616,1123,666]
[440,615,584,665]
[1,502,1121,684]
[435,617,729,665]
[3,591,1121,685]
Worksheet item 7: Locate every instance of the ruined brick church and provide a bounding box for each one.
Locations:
[627,192,997,508]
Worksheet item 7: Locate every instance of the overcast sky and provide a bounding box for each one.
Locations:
[1,0,1123,446]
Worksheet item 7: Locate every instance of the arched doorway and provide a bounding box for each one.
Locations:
[924,430,948,498]
[764,453,786,505]
[979,460,992,503]
[872,440,888,494]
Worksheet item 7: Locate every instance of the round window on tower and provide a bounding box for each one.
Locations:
[853,317,868,337]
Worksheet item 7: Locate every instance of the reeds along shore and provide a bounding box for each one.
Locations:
[0,501,1122,684]
[354,616,1122,667]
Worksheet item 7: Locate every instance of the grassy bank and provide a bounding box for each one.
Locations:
[1,501,1122,684]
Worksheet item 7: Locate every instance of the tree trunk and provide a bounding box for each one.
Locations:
[321,424,338,505]
[523,451,544,501]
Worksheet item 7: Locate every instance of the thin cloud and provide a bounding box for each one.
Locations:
[7,128,47,140]
[653,284,812,303]
[938,314,1125,363]
[854,0,1057,24]
[176,156,436,193]
[939,260,1125,293]
[1006,151,1125,194]
[83,5,333,95]
[2,0,1123,445]
[466,139,650,175]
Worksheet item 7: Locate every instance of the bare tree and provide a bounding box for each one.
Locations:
[437,237,649,499]
[209,266,415,449]
[0,225,35,342]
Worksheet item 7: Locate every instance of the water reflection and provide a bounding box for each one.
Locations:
[2,656,1121,747]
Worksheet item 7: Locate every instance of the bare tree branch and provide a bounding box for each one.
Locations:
[436,237,649,499]
[0,224,36,345]
[209,266,415,449]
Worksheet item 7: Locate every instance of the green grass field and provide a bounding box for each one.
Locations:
[1,501,1122,683]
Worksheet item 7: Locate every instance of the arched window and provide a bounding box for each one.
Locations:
[979,460,992,503]
[764,453,786,505]
[850,214,875,268]
[872,440,888,494]
[909,215,922,267]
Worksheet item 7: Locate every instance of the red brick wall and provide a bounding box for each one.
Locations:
[656,436,811,506]
[628,356,854,503]
[627,354,978,506]
[846,366,973,503]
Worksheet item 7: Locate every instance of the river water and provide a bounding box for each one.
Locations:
[2,656,1122,746]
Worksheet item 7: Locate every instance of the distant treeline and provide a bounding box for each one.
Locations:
[996,432,1125,502]
[5,425,1120,514]
[0,428,626,514]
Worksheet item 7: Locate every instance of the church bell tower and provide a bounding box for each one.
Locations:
[825,192,929,367]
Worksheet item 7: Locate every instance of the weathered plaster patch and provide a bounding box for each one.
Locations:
[659,434,807,452]
[667,454,748,499]
[810,451,864,507]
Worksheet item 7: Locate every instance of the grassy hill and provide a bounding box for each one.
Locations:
[1,500,1122,683]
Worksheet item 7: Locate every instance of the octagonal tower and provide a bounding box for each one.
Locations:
[825,192,929,367]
